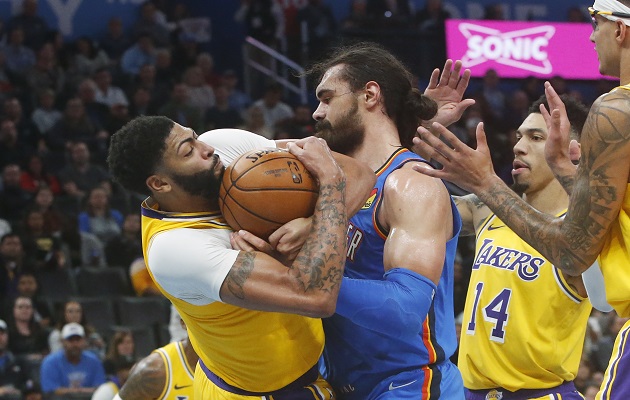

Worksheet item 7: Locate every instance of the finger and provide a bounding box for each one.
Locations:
[457,69,472,94]
[439,59,453,85]
[239,230,273,253]
[411,162,444,179]
[416,126,454,164]
[569,140,581,162]
[230,232,255,252]
[544,82,565,112]
[268,227,285,248]
[539,103,551,123]
[286,142,304,157]
[427,68,439,89]
[426,122,472,153]
[475,122,490,154]
[449,60,463,88]
[455,98,476,114]
[411,136,449,164]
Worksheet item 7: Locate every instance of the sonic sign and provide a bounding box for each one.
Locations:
[445,20,602,80]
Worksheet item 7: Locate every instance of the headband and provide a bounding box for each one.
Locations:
[593,0,630,26]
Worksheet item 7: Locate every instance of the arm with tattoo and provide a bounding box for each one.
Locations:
[453,193,490,236]
[118,353,165,400]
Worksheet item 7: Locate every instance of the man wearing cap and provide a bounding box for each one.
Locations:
[0,319,28,397]
[40,322,106,396]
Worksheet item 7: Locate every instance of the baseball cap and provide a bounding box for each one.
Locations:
[0,319,6,331]
[61,323,85,340]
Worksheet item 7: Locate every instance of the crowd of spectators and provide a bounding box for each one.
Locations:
[0,0,623,398]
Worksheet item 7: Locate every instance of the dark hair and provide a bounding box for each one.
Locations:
[307,42,437,148]
[528,94,589,140]
[107,116,174,195]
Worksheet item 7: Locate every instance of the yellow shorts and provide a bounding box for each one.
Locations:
[193,365,336,399]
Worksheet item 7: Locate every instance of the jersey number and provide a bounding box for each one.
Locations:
[466,283,512,343]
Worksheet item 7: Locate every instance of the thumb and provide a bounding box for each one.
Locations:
[475,122,490,153]
[569,139,581,162]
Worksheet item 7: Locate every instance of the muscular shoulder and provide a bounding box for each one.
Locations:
[119,352,166,400]
[588,90,630,143]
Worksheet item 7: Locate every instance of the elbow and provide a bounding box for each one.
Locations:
[300,293,338,318]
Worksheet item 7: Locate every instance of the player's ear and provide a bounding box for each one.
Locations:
[364,81,381,108]
[616,20,627,42]
[146,174,171,193]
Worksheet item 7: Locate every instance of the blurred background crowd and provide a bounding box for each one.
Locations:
[0,0,624,399]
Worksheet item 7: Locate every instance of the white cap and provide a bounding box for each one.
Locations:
[61,323,85,340]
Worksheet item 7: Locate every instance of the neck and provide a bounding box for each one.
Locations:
[521,180,569,214]
[353,118,402,171]
[153,194,218,213]
[183,338,198,367]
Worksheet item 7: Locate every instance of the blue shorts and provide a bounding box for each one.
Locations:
[598,319,630,400]
[367,361,464,399]
[465,381,583,400]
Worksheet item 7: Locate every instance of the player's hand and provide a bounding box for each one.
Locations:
[411,121,498,193]
[230,230,275,255]
[423,59,475,128]
[540,82,578,175]
[269,217,312,262]
[287,137,343,182]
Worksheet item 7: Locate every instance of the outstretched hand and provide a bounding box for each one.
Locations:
[539,82,580,172]
[423,59,476,128]
[411,122,498,193]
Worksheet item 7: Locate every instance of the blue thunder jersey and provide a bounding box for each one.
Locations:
[321,148,462,399]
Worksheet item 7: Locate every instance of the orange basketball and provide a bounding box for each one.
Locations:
[218,148,319,240]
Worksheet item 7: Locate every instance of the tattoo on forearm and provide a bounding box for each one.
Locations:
[556,174,575,194]
[226,252,256,299]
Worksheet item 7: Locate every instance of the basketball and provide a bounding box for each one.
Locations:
[218,148,319,240]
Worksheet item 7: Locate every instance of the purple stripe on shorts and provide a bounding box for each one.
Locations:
[465,381,579,400]
[600,324,630,400]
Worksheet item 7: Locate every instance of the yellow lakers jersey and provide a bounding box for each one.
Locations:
[154,341,195,400]
[599,183,630,317]
[459,213,591,391]
[140,200,324,392]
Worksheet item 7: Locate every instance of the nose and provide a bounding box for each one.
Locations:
[200,141,215,159]
[513,136,527,155]
[313,103,326,121]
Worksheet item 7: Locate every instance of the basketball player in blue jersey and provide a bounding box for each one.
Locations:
[454,94,599,400]
[107,118,375,399]
[306,42,464,399]
[412,1,630,398]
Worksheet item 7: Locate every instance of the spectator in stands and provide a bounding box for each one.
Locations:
[25,43,66,101]
[48,301,105,357]
[76,78,109,130]
[30,89,62,139]
[57,141,110,202]
[14,271,51,329]
[592,313,630,373]
[182,65,215,115]
[251,83,294,132]
[71,37,111,83]
[0,120,33,171]
[127,87,156,118]
[7,296,48,361]
[127,64,169,113]
[274,103,315,139]
[235,0,284,49]
[46,101,106,170]
[0,164,32,226]
[30,186,65,236]
[195,52,221,88]
[484,3,505,20]
[158,83,203,132]
[102,330,136,376]
[103,103,132,136]
[91,357,134,400]
[240,104,274,139]
[154,48,176,87]
[129,258,161,297]
[78,186,123,245]
[59,216,107,268]
[2,97,39,149]
[222,69,251,116]
[19,209,66,271]
[503,89,532,131]
[1,26,36,80]
[22,382,42,400]
[132,1,171,48]
[93,68,129,109]
[297,0,338,63]
[0,235,32,313]
[5,0,49,50]
[19,154,61,195]
[0,52,18,105]
[40,322,106,397]
[171,32,201,73]
[0,319,28,397]
[205,83,243,130]
[120,33,157,77]
[105,213,142,270]
[100,17,132,63]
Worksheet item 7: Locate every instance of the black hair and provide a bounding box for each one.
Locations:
[307,42,437,149]
[528,94,589,140]
[107,116,174,196]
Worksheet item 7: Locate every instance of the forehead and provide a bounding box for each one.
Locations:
[316,65,349,94]
[164,123,193,149]
[518,113,547,134]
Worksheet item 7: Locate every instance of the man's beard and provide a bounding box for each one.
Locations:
[510,179,528,196]
[171,155,225,200]
[314,100,364,155]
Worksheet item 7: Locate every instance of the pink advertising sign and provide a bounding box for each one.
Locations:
[445,20,604,80]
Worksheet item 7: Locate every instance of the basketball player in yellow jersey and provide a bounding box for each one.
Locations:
[115,333,197,400]
[412,1,630,398]
[454,94,594,399]
[107,118,375,399]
